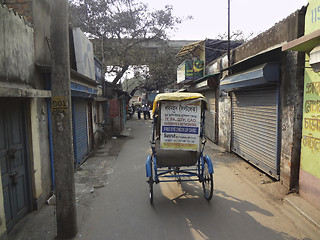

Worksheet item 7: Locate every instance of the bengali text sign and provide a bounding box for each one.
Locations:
[160,101,201,151]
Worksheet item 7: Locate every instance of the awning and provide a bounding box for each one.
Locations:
[192,73,220,90]
[282,29,320,52]
[176,41,205,58]
[220,63,279,91]
[71,82,98,98]
[194,73,219,83]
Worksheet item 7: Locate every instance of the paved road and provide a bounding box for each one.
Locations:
[76,118,319,240]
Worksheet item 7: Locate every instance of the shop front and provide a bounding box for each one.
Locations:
[189,74,219,143]
[220,63,281,179]
[70,72,98,167]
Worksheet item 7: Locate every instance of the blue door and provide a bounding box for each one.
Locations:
[0,100,31,231]
[72,98,89,167]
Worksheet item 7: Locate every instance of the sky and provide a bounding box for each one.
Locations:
[147,0,308,40]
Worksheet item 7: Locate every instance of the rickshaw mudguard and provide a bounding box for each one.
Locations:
[204,155,214,174]
[146,155,152,177]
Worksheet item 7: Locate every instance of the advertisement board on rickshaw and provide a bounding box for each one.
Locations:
[160,101,201,151]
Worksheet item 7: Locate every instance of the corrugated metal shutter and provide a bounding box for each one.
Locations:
[73,98,88,167]
[203,90,216,142]
[231,87,279,179]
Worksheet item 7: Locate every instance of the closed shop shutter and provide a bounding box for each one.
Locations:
[73,98,88,167]
[203,90,216,142]
[231,87,279,179]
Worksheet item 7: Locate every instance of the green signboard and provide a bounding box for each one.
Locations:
[177,60,204,83]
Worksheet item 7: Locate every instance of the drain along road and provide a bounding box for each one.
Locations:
[75,118,319,240]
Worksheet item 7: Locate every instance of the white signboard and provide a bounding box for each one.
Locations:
[73,28,95,80]
[177,62,185,83]
[160,101,201,151]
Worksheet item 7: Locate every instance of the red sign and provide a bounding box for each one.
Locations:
[109,99,119,118]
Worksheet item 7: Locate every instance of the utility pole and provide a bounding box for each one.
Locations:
[228,0,231,73]
[50,0,78,238]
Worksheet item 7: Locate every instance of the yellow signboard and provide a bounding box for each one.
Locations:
[51,96,68,112]
[306,0,320,34]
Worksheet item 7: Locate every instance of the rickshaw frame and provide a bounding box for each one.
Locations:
[145,92,214,204]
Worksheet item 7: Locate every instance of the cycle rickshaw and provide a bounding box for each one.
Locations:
[145,92,214,204]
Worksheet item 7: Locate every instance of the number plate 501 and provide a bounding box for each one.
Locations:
[52,96,68,112]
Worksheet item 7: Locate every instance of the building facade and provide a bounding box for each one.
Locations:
[0,1,52,236]
[189,8,306,192]
[0,1,107,237]
[283,0,320,210]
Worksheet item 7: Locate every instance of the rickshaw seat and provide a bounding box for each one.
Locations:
[155,140,199,167]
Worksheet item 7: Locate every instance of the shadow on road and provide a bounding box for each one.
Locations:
[149,181,310,240]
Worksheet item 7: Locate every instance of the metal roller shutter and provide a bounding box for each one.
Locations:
[231,88,279,179]
[203,91,216,142]
[73,99,89,167]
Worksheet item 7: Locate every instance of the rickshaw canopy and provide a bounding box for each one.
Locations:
[152,92,207,114]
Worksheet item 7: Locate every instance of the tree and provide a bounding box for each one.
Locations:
[68,0,189,87]
[143,43,180,92]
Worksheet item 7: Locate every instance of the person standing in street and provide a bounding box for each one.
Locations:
[142,105,147,120]
[137,106,141,119]
[146,105,150,119]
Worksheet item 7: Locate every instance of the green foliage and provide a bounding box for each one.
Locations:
[143,44,180,91]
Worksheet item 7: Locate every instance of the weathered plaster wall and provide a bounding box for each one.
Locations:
[29,99,44,200]
[202,90,216,142]
[0,5,34,86]
[234,9,305,63]
[32,0,52,206]
[218,95,231,152]
[0,2,52,211]
[279,51,305,189]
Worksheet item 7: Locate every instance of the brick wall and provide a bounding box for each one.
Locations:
[2,0,33,23]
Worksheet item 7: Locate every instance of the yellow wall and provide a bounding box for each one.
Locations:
[305,0,320,34]
[301,55,320,178]
[300,0,320,179]
[30,99,43,198]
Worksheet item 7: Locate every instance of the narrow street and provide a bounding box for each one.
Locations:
[75,117,319,240]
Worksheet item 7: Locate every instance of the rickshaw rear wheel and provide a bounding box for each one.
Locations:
[149,177,153,204]
[148,161,154,204]
[202,159,213,200]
